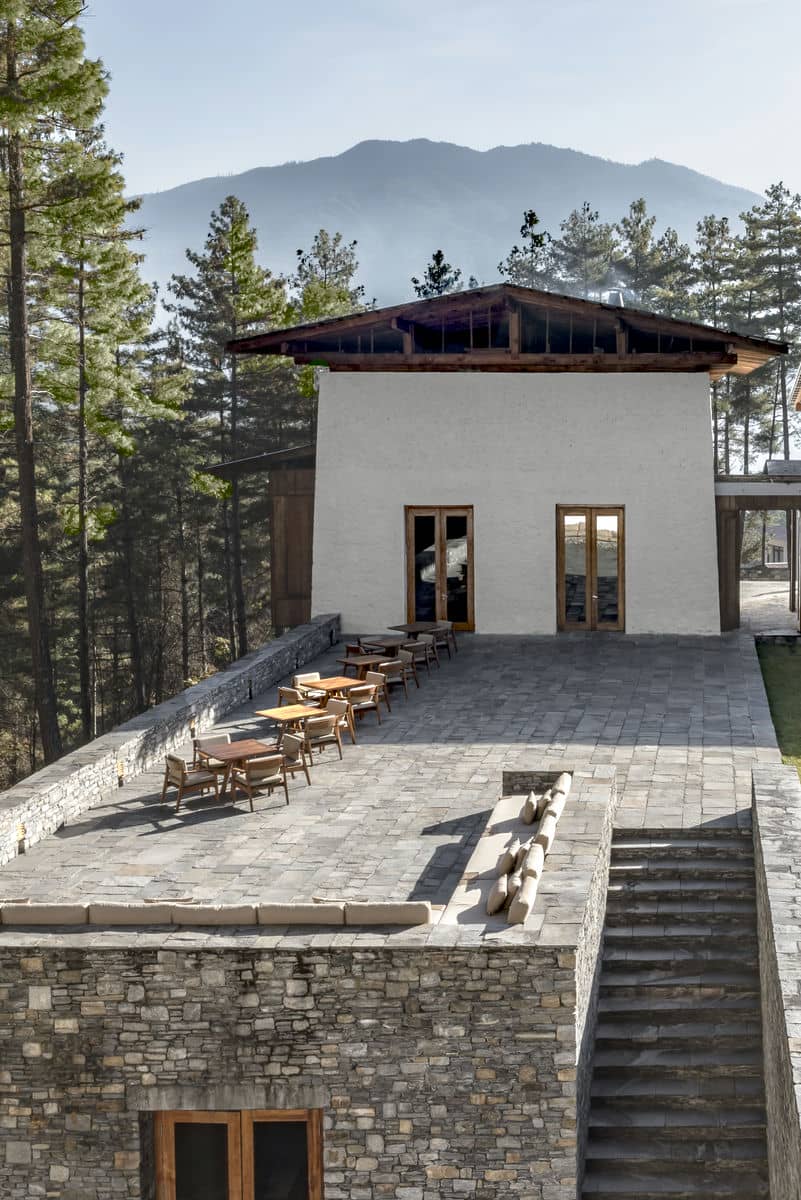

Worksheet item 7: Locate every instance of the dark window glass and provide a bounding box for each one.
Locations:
[174,1122,228,1200]
[413,515,437,620]
[253,1120,308,1200]
[445,514,468,624]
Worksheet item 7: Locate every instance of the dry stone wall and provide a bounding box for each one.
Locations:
[0,941,580,1200]
[753,763,801,1200]
[0,615,339,868]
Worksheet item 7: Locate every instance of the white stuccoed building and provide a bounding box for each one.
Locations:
[227,284,786,636]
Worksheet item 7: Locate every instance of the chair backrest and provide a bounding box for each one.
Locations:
[436,620,453,631]
[418,634,435,646]
[165,754,187,785]
[195,734,230,757]
[404,640,425,659]
[398,649,413,664]
[305,714,337,740]
[281,733,303,763]
[294,672,321,686]
[246,754,284,781]
[345,643,362,656]
[326,698,349,718]
[349,684,376,705]
[365,671,386,688]
[278,686,303,705]
[379,659,402,678]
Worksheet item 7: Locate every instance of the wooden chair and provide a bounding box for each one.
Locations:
[341,644,364,676]
[326,696,356,744]
[432,621,455,660]
[192,733,230,773]
[365,669,392,713]
[379,659,408,700]
[349,683,381,726]
[229,754,288,810]
[418,632,440,667]
[398,648,420,689]
[302,713,343,761]
[293,672,326,702]
[278,685,317,707]
[161,754,219,814]
[438,619,458,654]
[280,733,311,787]
[403,639,436,676]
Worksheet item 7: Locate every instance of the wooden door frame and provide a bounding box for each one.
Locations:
[556,505,625,632]
[240,1109,324,1200]
[154,1110,243,1200]
[405,506,475,631]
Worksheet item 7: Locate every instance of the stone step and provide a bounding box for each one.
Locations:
[611,828,753,844]
[602,942,758,966]
[604,901,757,925]
[603,918,757,936]
[590,1075,764,1102]
[609,858,755,878]
[592,1046,763,1070]
[600,967,759,988]
[611,837,754,860]
[607,879,755,899]
[586,1134,766,1163]
[581,1166,769,1198]
[598,995,760,1020]
[595,1017,762,1041]
[598,984,760,1006]
[604,928,757,948]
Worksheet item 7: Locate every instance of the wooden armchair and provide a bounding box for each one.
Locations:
[365,669,392,713]
[326,697,356,744]
[161,754,219,814]
[348,683,381,726]
[280,733,311,787]
[432,620,456,659]
[379,659,408,700]
[192,733,230,773]
[398,648,420,688]
[302,713,344,761]
[229,754,288,810]
[293,672,326,702]
[403,638,436,676]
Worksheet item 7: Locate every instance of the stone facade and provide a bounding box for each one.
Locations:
[753,763,801,1200]
[0,615,339,867]
[0,941,580,1200]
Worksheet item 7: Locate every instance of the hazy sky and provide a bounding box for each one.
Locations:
[83,0,800,198]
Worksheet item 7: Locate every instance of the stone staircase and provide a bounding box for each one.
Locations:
[581,827,769,1199]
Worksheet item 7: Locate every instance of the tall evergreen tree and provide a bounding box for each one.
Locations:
[0,2,112,761]
[292,230,366,321]
[497,210,554,290]
[411,249,463,298]
[551,202,618,300]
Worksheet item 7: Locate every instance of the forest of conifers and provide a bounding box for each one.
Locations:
[1,3,800,788]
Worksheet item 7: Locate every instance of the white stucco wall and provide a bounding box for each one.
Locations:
[311,372,721,635]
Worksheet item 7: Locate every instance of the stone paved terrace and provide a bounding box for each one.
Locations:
[0,633,782,916]
[741,577,799,634]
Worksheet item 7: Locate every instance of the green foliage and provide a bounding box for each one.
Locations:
[411,249,463,298]
[498,210,554,290]
[551,202,618,299]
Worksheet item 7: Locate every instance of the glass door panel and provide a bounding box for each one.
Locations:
[412,513,437,621]
[175,1123,230,1200]
[594,513,619,627]
[562,513,588,626]
[444,513,469,624]
[252,1120,308,1200]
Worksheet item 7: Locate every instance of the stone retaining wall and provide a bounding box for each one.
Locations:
[0,941,579,1200]
[0,615,340,868]
[752,763,801,1200]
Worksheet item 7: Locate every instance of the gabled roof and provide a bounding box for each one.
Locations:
[227,283,786,380]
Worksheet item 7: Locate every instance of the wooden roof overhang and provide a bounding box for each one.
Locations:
[227,284,786,380]
[204,443,315,483]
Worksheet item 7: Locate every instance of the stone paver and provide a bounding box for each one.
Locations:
[0,633,781,909]
[741,579,799,634]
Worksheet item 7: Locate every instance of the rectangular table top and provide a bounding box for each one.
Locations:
[315,675,368,691]
[359,634,406,650]
[337,655,386,667]
[254,704,320,722]
[388,621,439,635]
[197,739,277,762]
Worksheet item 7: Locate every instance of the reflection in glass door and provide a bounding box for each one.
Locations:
[405,507,474,630]
[557,506,624,631]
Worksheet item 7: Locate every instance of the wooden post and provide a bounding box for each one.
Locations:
[509,307,520,358]
[716,500,741,631]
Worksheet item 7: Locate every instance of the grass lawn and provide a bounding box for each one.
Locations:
[757,642,801,774]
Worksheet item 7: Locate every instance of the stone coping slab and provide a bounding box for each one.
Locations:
[0,899,432,929]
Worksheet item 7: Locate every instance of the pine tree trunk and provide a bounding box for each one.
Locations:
[77,265,92,741]
[176,486,190,684]
[222,499,236,662]
[780,358,790,460]
[724,409,730,475]
[118,456,146,712]
[196,515,207,675]
[6,72,62,762]
[743,381,751,474]
[711,382,719,474]
[230,353,248,657]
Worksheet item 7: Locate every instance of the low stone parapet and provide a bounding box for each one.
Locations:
[753,763,801,1200]
[0,614,340,867]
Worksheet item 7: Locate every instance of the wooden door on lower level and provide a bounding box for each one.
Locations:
[405,506,475,631]
[557,505,625,631]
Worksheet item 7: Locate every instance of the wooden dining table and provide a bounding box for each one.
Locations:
[255,703,320,729]
[388,621,440,639]
[314,675,371,696]
[196,738,279,798]
[358,633,407,655]
[337,654,387,680]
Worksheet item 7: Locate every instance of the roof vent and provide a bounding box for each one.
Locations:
[605,289,625,307]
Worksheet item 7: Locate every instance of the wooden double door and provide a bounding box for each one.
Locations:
[405,506,475,630]
[557,506,625,631]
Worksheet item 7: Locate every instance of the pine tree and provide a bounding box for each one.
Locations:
[292,230,366,321]
[497,210,554,290]
[168,196,286,658]
[411,250,463,298]
[693,216,736,471]
[0,2,110,760]
[551,202,618,300]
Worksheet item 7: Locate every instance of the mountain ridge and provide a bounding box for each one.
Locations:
[134,138,763,304]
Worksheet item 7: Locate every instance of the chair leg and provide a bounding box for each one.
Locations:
[402,675,408,698]
[282,771,290,805]
[175,783,183,815]
[348,713,357,744]
[383,687,392,713]
[161,770,169,804]
[375,703,382,725]
[302,755,312,786]
[335,728,343,760]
